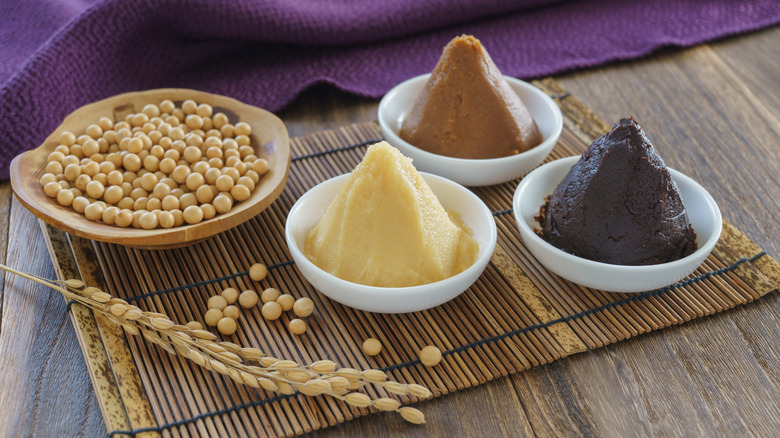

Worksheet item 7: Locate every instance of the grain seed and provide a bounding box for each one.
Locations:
[399,407,425,424]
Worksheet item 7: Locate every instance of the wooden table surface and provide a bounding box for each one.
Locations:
[1,26,778,437]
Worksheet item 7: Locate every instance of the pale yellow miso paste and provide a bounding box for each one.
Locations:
[304,142,479,287]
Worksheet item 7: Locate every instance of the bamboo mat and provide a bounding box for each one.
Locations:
[40,79,779,437]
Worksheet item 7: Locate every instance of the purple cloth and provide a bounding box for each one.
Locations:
[1,0,778,181]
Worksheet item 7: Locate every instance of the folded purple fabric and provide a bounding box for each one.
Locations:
[1,0,778,180]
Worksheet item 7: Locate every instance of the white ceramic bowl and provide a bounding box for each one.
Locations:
[286,172,497,313]
[512,156,722,293]
[378,74,563,187]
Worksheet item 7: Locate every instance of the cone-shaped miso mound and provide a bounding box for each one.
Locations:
[542,117,698,266]
[400,35,542,159]
[304,141,478,287]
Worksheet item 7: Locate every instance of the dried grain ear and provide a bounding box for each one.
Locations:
[0,261,434,429]
[399,407,425,424]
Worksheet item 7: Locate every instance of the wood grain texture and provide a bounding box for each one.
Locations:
[0,182,11,318]
[0,192,106,437]
[39,224,134,436]
[1,25,778,438]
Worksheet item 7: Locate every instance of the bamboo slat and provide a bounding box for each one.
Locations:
[39,79,778,437]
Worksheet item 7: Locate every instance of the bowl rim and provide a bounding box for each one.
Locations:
[285,171,498,299]
[512,155,722,273]
[378,73,563,166]
[9,87,291,249]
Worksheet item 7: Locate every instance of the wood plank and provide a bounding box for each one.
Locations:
[0,182,12,321]
[713,26,780,126]
[39,224,135,436]
[511,360,602,437]
[0,197,105,437]
[664,314,780,436]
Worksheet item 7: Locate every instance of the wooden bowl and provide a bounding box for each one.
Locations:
[10,88,290,249]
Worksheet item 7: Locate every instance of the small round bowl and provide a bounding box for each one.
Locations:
[378,74,563,187]
[10,88,290,249]
[512,156,722,293]
[286,172,498,313]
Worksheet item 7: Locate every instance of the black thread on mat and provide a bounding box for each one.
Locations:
[383,251,768,373]
[551,92,571,100]
[106,251,767,437]
[106,392,298,437]
[292,138,382,162]
[123,260,295,303]
[65,300,78,312]
[493,208,513,217]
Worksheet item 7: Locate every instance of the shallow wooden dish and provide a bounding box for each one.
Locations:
[10,88,290,249]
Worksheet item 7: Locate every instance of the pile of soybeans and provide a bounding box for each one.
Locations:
[40,99,269,229]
